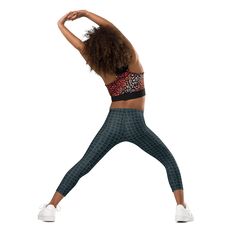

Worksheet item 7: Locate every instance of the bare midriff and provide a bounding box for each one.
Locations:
[109,96,145,111]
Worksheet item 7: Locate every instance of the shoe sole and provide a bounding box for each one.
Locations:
[175,215,194,223]
[38,215,55,222]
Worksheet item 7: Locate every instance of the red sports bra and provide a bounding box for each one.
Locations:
[105,70,146,101]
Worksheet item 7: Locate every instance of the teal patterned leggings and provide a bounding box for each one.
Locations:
[56,108,183,196]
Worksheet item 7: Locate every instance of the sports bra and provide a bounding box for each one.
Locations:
[105,69,146,101]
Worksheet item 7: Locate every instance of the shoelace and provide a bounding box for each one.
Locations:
[39,203,61,212]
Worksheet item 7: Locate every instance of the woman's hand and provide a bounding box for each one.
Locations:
[57,10,88,25]
[67,10,88,21]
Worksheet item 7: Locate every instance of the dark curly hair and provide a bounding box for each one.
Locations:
[82,25,133,75]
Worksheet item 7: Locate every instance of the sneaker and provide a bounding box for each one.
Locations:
[38,204,61,222]
[175,204,194,222]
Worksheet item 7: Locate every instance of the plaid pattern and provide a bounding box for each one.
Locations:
[56,108,183,196]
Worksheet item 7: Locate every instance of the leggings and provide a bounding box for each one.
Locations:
[56,108,183,197]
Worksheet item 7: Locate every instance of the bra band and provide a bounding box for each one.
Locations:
[111,89,146,101]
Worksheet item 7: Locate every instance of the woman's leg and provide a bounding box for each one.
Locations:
[48,191,64,207]
[173,189,186,207]
[126,115,185,206]
[47,111,123,207]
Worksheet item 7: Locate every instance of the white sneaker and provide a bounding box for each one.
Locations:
[38,204,61,222]
[175,204,194,222]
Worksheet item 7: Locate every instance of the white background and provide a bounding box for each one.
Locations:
[0,0,236,235]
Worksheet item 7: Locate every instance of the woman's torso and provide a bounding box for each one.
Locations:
[100,60,145,111]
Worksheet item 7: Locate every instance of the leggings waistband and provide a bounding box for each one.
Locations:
[109,108,144,113]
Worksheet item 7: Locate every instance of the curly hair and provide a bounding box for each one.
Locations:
[82,25,133,75]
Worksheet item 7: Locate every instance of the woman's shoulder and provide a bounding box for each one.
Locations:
[128,58,144,74]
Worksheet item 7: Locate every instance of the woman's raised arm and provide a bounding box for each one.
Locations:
[57,11,87,53]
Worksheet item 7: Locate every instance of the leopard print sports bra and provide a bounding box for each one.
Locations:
[105,69,146,101]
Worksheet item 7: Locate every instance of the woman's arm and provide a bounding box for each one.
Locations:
[57,11,86,53]
[84,11,112,27]
[57,10,109,52]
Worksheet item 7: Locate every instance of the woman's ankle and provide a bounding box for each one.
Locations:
[47,202,57,208]
[177,202,186,208]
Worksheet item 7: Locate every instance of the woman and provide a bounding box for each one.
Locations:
[38,10,193,223]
